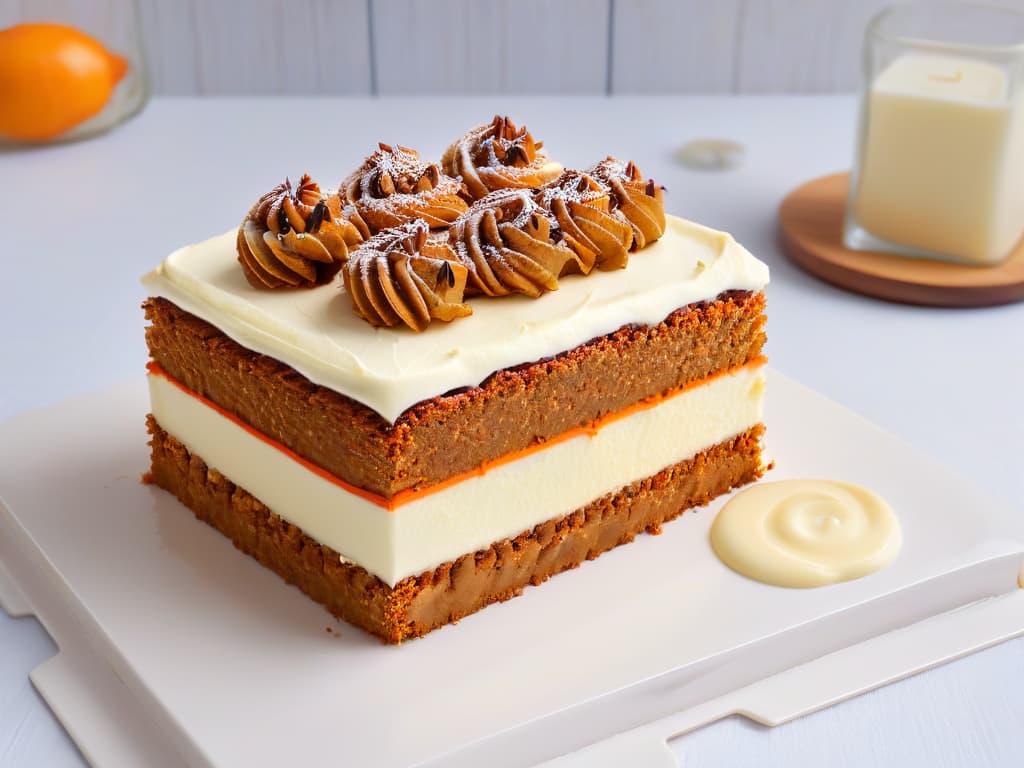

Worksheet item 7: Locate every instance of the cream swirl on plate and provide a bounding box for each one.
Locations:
[710,479,902,588]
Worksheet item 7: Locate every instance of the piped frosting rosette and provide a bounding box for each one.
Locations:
[537,170,634,273]
[442,115,563,201]
[342,143,468,232]
[448,188,578,298]
[236,174,365,289]
[587,157,667,249]
[342,219,471,332]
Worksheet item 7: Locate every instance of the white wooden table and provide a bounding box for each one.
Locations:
[1,96,1022,767]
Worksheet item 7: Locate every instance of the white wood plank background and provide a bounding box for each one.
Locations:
[136,0,372,95]
[372,0,611,94]
[734,0,897,93]
[611,0,741,93]
[4,0,1024,94]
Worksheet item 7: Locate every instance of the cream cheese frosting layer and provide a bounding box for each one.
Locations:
[148,363,766,587]
[142,216,769,423]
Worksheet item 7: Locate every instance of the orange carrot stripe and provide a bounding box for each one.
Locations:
[147,356,766,512]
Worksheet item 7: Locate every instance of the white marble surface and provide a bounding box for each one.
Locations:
[1,96,1022,767]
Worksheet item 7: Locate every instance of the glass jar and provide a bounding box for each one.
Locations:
[845,2,1024,266]
[0,0,148,145]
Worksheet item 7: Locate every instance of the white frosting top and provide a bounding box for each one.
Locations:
[141,215,769,422]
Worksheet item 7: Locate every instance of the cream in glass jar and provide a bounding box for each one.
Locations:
[846,3,1024,266]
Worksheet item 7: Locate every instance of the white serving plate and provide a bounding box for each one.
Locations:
[0,370,1022,768]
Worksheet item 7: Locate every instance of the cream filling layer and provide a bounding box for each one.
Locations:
[142,216,769,423]
[149,364,765,587]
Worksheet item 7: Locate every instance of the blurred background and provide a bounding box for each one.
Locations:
[10,0,1012,97]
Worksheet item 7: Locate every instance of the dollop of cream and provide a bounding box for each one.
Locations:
[710,479,901,588]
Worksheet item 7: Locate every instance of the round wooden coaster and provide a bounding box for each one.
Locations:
[778,172,1024,307]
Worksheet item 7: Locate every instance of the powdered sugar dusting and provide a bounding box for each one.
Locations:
[340,143,468,230]
[441,115,563,200]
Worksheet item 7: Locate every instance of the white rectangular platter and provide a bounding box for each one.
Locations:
[1,370,1022,768]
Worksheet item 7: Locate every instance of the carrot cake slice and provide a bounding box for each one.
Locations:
[141,117,770,643]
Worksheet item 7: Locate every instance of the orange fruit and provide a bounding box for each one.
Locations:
[0,23,128,142]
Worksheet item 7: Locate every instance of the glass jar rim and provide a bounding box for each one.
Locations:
[867,1,1024,55]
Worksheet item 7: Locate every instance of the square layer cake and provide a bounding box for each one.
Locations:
[142,214,768,643]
